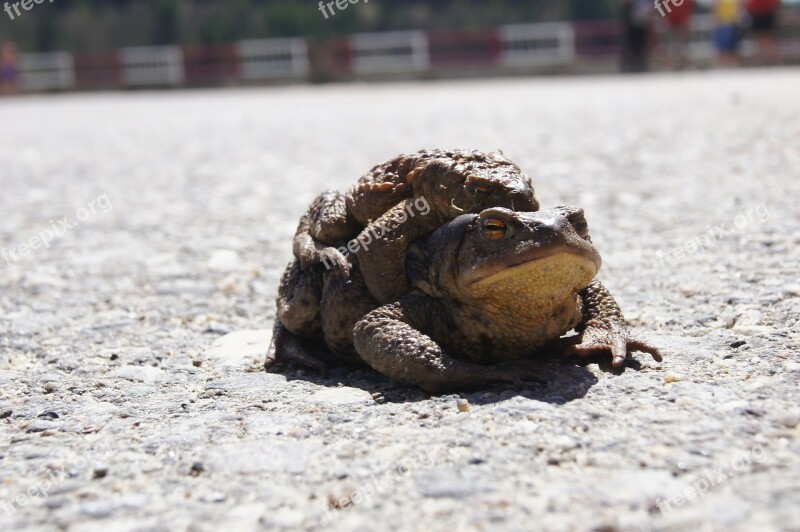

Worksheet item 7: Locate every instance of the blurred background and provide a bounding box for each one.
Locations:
[1,0,799,94]
[0,5,798,529]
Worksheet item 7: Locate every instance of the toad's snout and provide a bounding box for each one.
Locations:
[505,185,539,212]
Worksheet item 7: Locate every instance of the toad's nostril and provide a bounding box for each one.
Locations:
[553,205,589,239]
[507,188,538,212]
[572,220,590,240]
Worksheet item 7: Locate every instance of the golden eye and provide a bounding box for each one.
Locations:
[470,183,494,194]
[481,218,507,240]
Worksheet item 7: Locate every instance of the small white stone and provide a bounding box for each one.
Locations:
[309,387,374,406]
[115,365,165,383]
[731,325,774,336]
[80,402,121,416]
[775,411,799,429]
[720,400,749,411]
[457,399,470,413]
[784,361,800,372]
[675,396,694,407]
[664,371,687,383]
[206,329,271,368]
[734,310,763,327]
[207,249,241,272]
[204,441,317,474]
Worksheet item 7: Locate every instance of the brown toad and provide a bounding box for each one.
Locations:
[268,206,661,392]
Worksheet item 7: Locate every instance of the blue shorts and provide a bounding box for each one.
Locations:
[714,25,740,53]
[0,66,18,82]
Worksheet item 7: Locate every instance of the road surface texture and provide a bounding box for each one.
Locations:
[0,70,798,531]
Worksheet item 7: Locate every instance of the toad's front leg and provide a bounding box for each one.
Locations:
[354,200,436,303]
[353,299,530,394]
[567,280,662,367]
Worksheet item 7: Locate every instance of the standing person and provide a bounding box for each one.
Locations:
[662,0,695,69]
[621,0,653,73]
[0,40,20,95]
[713,0,742,67]
[745,0,781,65]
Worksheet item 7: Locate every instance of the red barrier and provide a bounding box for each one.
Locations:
[182,43,239,85]
[73,51,121,89]
[320,36,353,77]
[427,29,501,67]
[573,20,622,59]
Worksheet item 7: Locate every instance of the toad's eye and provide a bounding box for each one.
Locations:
[481,218,507,240]
[469,183,494,194]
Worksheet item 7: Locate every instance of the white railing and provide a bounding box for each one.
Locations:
[12,13,800,92]
[238,38,309,80]
[500,22,576,67]
[121,46,184,86]
[686,14,717,61]
[19,52,74,91]
[351,31,430,74]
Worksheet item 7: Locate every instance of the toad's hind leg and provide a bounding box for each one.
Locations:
[293,190,360,270]
[320,260,379,364]
[353,300,534,394]
[266,321,332,377]
[269,260,334,376]
[276,259,322,337]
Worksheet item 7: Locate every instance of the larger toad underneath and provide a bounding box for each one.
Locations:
[269,206,661,393]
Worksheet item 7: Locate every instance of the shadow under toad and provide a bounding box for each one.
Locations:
[268,351,634,405]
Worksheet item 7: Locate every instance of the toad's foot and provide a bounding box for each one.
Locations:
[561,324,662,367]
[266,322,330,377]
[576,280,662,367]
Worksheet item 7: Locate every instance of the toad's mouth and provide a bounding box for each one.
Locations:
[464,249,599,304]
[466,245,600,290]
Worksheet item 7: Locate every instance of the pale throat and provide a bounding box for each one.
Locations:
[463,252,597,331]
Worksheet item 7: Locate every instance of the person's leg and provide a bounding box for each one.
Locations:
[765,12,782,65]
[716,26,740,67]
[757,33,770,65]
[630,27,648,73]
[663,29,678,70]
[677,27,690,69]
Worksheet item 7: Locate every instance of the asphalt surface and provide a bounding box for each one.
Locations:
[0,69,799,531]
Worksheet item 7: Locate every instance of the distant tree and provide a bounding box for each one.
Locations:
[568,0,618,20]
[152,0,178,45]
